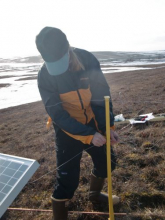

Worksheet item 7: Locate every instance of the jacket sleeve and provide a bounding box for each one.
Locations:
[38,68,96,144]
[89,54,114,134]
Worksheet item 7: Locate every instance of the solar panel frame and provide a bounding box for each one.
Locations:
[0,153,40,218]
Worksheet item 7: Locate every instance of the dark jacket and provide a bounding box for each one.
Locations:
[38,48,114,144]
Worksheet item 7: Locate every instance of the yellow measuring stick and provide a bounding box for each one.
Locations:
[104,96,114,220]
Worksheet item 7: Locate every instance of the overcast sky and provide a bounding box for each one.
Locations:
[0,0,165,57]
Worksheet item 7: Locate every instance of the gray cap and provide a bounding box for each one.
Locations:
[36,27,69,75]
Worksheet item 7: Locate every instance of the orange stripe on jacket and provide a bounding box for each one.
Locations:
[62,130,94,145]
[60,89,94,124]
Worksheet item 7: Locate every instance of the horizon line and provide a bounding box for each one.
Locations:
[1,49,165,59]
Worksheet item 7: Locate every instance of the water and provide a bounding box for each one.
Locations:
[0,63,41,109]
[102,66,152,74]
[1,51,165,110]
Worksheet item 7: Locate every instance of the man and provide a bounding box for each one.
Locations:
[36,27,119,220]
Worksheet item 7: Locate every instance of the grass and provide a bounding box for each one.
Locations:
[0,65,165,219]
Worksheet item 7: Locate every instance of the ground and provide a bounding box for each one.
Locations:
[0,64,165,220]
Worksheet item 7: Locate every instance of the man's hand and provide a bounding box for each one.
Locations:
[110,129,119,145]
[91,132,106,147]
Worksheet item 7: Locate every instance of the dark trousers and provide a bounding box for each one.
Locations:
[52,129,116,200]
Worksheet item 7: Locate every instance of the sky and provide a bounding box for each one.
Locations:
[0,0,165,58]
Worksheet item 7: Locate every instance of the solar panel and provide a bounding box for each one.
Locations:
[0,153,40,218]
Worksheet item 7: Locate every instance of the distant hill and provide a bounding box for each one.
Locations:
[92,50,165,63]
[0,56,43,63]
[0,50,165,64]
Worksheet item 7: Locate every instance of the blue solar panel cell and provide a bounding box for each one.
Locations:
[0,159,5,166]
[3,168,15,177]
[8,162,22,170]
[0,192,6,201]
[0,175,11,184]
[19,165,28,172]
[0,182,5,190]
[7,178,18,187]
[1,185,12,194]
[0,166,6,173]
[3,161,11,167]
[13,171,23,179]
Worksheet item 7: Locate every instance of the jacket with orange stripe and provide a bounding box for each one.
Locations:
[38,48,114,144]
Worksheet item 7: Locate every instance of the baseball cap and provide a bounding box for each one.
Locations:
[35,27,69,75]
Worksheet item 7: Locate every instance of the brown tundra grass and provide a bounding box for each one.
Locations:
[0,65,165,219]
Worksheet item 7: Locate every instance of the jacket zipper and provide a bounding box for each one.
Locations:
[72,74,88,124]
[76,90,88,124]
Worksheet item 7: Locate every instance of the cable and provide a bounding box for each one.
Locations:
[29,145,131,184]
[29,145,94,184]
[7,207,165,218]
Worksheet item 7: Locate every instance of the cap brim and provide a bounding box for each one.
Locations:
[45,52,69,75]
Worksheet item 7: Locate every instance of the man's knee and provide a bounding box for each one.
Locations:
[53,168,80,200]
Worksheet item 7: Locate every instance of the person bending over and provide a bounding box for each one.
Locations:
[35,27,119,220]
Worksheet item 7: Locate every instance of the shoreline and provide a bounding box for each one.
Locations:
[0,63,165,111]
[100,62,165,68]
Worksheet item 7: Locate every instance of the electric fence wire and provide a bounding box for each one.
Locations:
[29,135,137,185]
[28,98,164,184]
[29,145,130,185]
[29,145,95,184]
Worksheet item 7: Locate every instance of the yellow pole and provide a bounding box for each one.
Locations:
[104,96,114,220]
